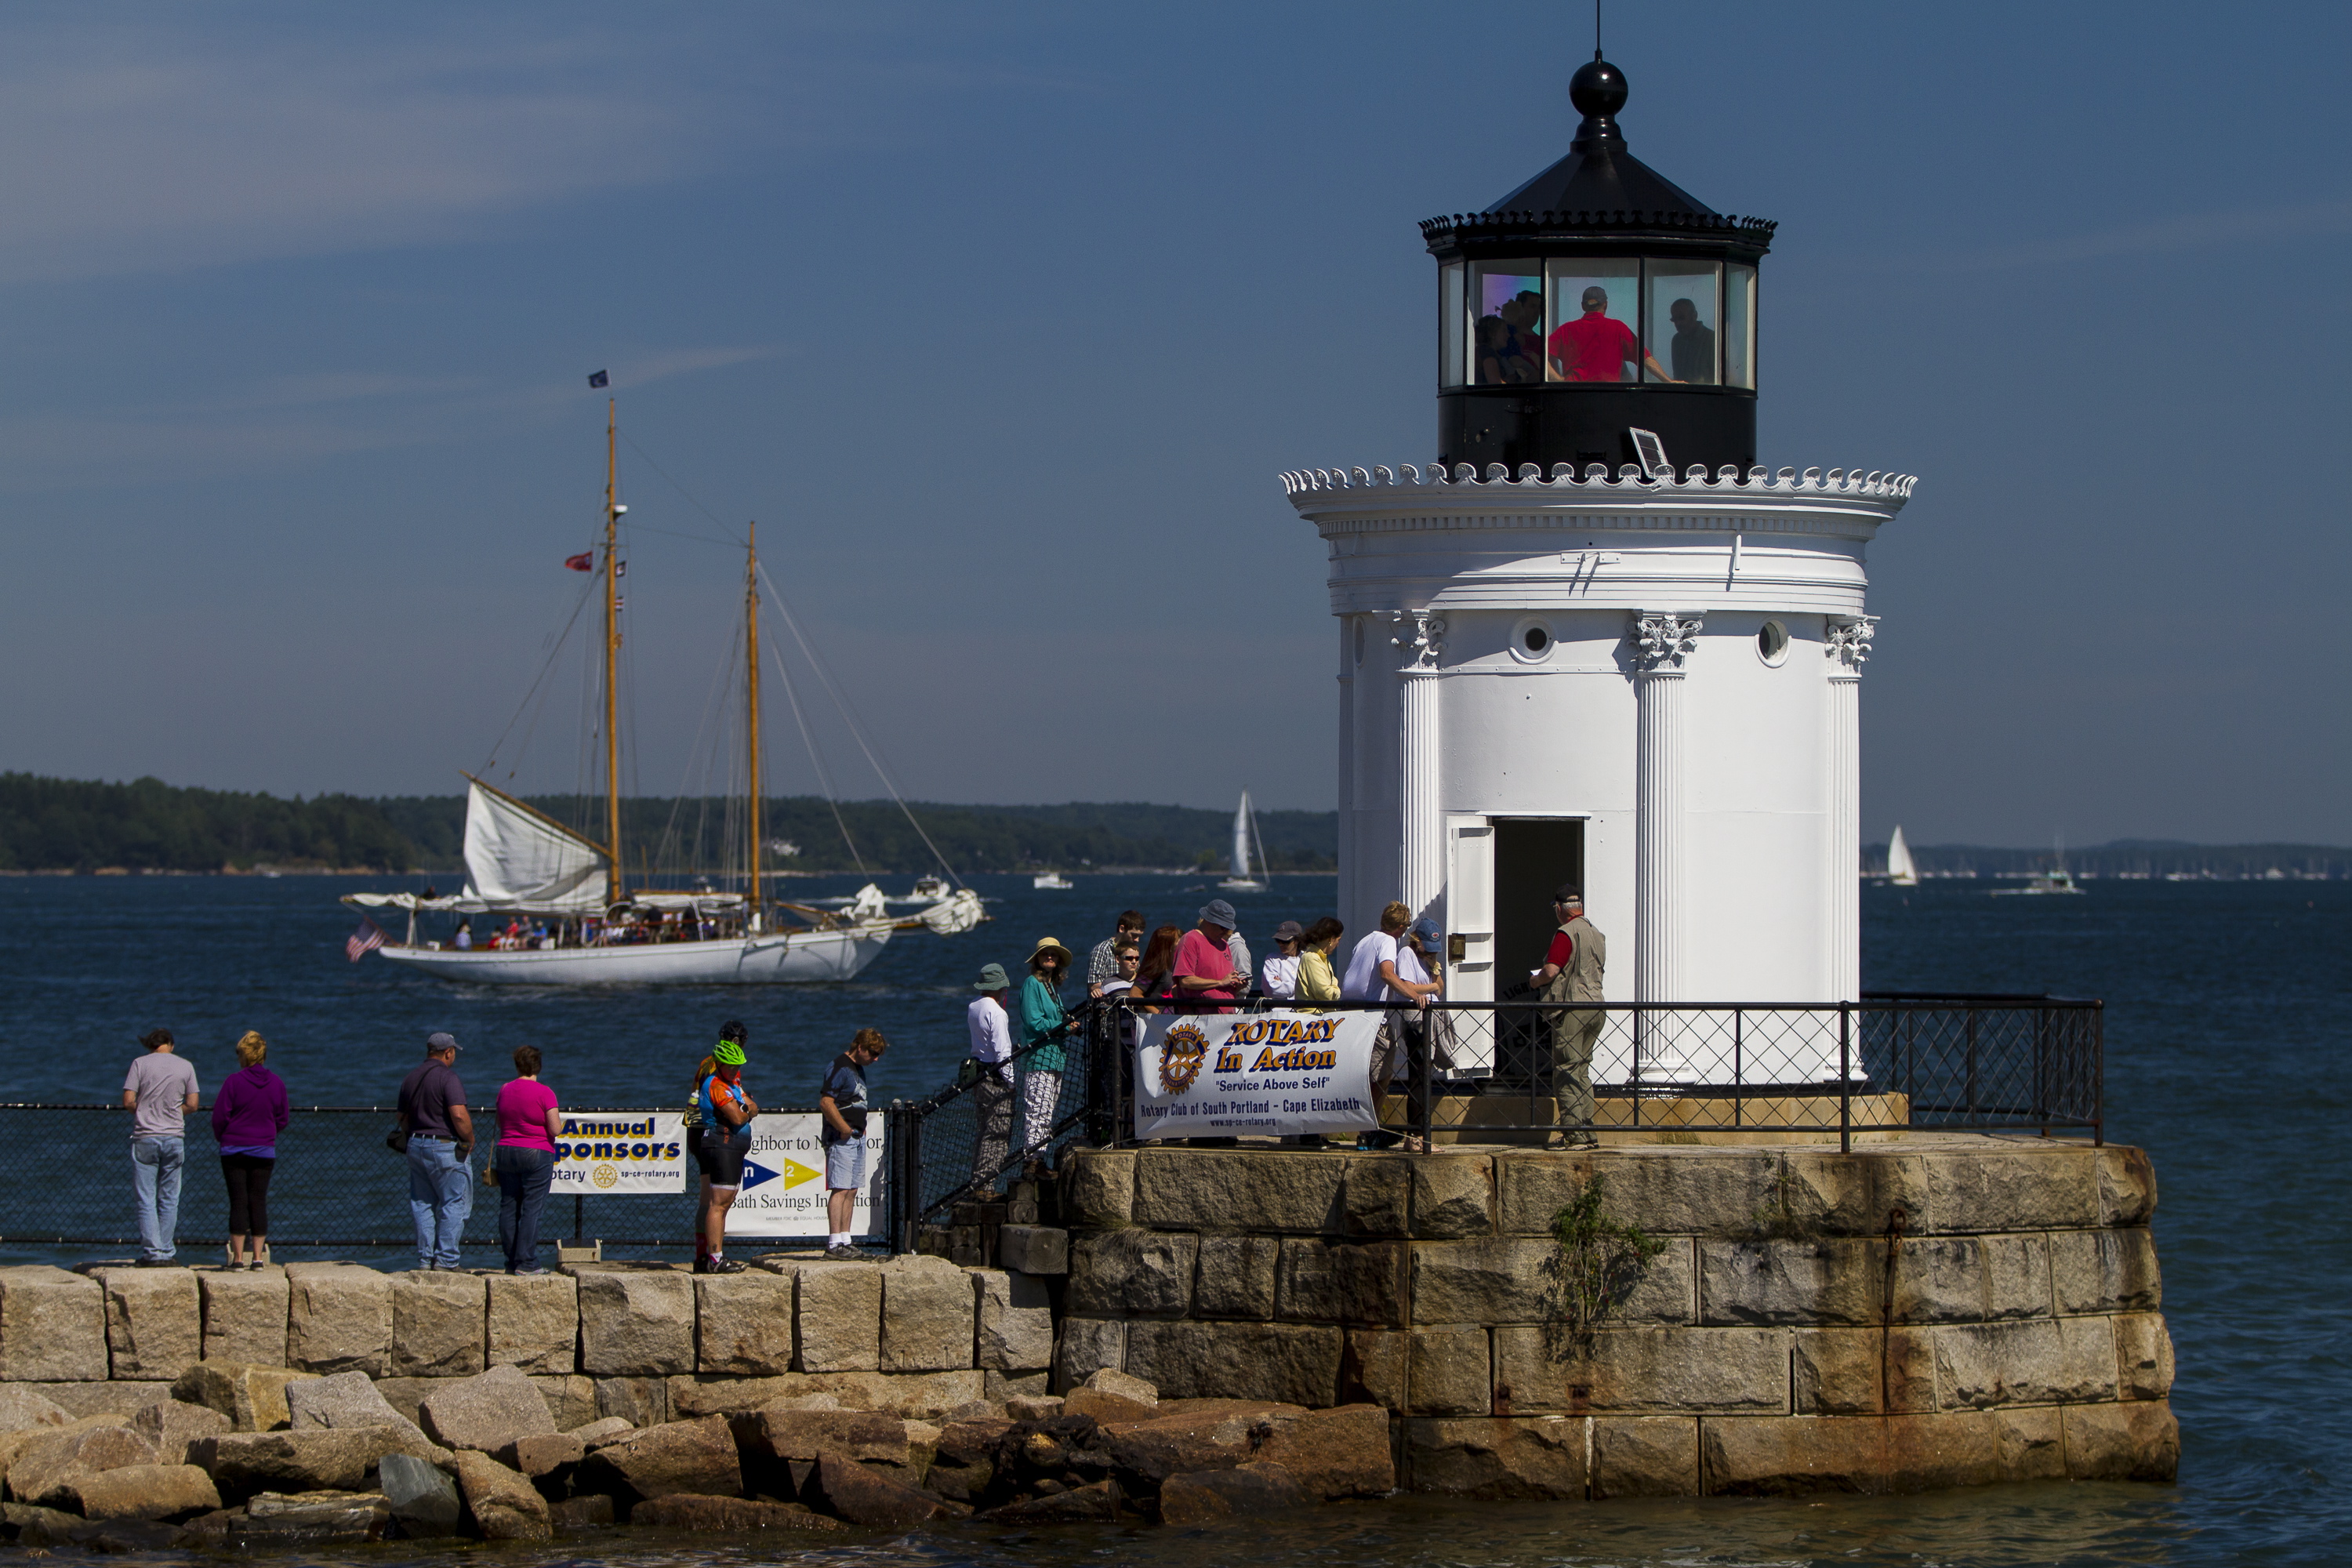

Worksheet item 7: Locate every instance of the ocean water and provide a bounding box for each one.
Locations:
[1,872,2344,1565]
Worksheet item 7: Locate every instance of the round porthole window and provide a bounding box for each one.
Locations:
[1757,619,1790,666]
[1510,618,1555,664]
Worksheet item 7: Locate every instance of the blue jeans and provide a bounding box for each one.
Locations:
[406,1138,473,1269]
[130,1137,185,1261]
[493,1146,555,1272]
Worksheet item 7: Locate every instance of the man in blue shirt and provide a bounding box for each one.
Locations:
[818,1029,887,1260]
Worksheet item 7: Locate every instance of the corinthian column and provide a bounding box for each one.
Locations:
[1825,616,1876,1004]
[1632,612,1701,1080]
[1392,611,1445,920]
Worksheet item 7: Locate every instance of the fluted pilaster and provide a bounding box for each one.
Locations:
[1825,615,1875,1003]
[1633,612,1700,1078]
[1394,612,1445,919]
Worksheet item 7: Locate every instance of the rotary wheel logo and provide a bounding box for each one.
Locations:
[592,1164,619,1189]
[1158,1023,1210,1094]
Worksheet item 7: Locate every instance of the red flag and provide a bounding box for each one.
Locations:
[564,552,593,572]
[347,918,387,963]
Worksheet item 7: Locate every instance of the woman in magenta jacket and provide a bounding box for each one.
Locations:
[210,1031,289,1269]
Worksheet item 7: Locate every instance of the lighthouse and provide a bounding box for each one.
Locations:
[1284,53,1915,1087]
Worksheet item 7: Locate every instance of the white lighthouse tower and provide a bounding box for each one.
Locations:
[1286,53,1914,1088]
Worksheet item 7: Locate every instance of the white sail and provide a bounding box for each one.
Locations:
[1231,790,1254,880]
[459,780,609,913]
[1886,825,1918,886]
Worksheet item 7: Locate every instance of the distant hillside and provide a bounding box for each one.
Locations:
[0,774,411,873]
[1866,838,2351,880]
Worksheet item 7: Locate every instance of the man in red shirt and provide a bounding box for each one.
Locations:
[1547,286,1677,384]
[1173,899,1249,1014]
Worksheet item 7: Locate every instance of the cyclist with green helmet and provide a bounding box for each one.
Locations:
[690,1022,759,1275]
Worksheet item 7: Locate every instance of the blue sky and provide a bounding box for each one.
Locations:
[1,2,2346,845]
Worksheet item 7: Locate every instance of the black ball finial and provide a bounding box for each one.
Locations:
[1570,54,1628,146]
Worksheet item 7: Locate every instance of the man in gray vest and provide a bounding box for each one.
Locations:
[1530,885,1606,1149]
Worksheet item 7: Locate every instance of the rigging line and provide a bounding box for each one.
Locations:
[763,626,866,876]
[754,561,964,888]
[617,431,748,545]
[476,570,598,777]
[658,618,742,881]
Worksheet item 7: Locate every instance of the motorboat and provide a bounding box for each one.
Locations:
[1033,873,1073,890]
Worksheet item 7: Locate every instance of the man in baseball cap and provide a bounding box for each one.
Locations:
[1175,901,1249,1011]
[1262,920,1306,1000]
[397,1032,474,1270]
[967,964,1016,1181]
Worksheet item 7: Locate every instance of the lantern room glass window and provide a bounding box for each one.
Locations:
[1645,261,1721,385]
[1544,260,1652,382]
[1725,263,1756,390]
[1440,262,1466,387]
[1469,260,1544,385]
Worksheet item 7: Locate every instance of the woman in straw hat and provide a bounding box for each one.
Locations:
[1017,937,1078,1162]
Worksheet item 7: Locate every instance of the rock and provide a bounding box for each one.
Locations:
[1062,1149,1135,1227]
[170,1361,318,1432]
[1404,1415,1585,1499]
[1158,1461,1305,1523]
[285,1264,393,1377]
[1253,1404,1393,1498]
[131,1399,230,1464]
[1132,1150,1345,1232]
[390,1271,488,1377]
[1193,1235,1281,1319]
[947,1399,1003,1422]
[880,1258,975,1374]
[2096,1146,2158,1226]
[1698,1239,1884,1327]
[633,1494,848,1530]
[594,1375,670,1427]
[230,1489,393,1544]
[1933,1319,2118,1409]
[1413,1156,1497,1238]
[568,1416,637,1446]
[580,1414,742,1501]
[2050,1228,2163,1316]
[66,1463,220,1521]
[1345,1327,1490,1416]
[70,1518,187,1552]
[500,1432,584,1478]
[1919,1148,2099,1234]
[1094,1399,1298,1484]
[453,1450,553,1541]
[88,1267,201,1381]
[419,1365,558,1452]
[0,1388,71,1436]
[982,1476,1120,1523]
[669,1369,984,1420]
[750,1406,910,1466]
[1792,1328,1936,1416]
[1590,1415,1700,1497]
[0,1267,107,1382]
[971,1270,1054,1373]
[9,1422,158,1507]
[924,1418,1007,1503]
[1123,1322,1342,1408]
[812,1455,940,1527]
[1069,1230,1199,1317]
[2115,1312,2176,1401]
[550,1493,615,1529]
[1007,1395,1065,1421]
[527,1373,595,1429]
[768,1261,881,1373]
[693,1269,797,1376]
[198,1268,289,1367]
[1980,1233,2053,1319]
[1065,1387,1152,1422]
[20,1383,172,1419]
[190,1426,438,1501]
[487,1272,579,1374]
[1054,1318,1127,1393]
[1700,1410,2002,1494]
[1490,1325,1790,1414]
[2,1502,81,1546]
[0,1414,127,1498]
[576,1269,696,1377]
[378,1450,463,1537]
[985,1370,1048,1403]
[287,1371,438,1455]
[2065,1403,2181,1483]
[997,1227,1069,1276]
[1085,1367,1158,1406]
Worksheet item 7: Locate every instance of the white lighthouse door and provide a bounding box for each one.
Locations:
[1443,815,1495,1078]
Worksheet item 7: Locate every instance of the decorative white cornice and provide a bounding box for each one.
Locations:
[1632,612,1703,673]
[1826,615,1877,674]
[1390,611,1445,672]
[1283,461,1916,539]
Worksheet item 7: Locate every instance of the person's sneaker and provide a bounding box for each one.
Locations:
[823,1243,859,1261]
[703,1256,747,1275]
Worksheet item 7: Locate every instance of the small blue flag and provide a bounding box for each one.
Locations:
[587,369,608,389]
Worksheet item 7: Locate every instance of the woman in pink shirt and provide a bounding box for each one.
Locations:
[493,1046,563,1276]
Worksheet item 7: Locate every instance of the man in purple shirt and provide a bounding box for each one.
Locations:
[397,1033,475,1271]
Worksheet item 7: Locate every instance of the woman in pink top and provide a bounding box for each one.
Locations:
[493,1046,563,1275]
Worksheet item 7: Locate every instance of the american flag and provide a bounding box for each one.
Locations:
[347,918,387,963]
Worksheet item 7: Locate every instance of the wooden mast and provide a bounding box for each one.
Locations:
[602,399,624,903]
[744,524,764,928]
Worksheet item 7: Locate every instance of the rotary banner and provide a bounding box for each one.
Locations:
[1134,1011,1382,1140]
[552,1112,688,1193]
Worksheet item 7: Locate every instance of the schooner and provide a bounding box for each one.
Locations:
[342,402,982,984]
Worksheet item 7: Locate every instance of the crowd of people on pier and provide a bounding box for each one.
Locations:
[113,884,1606,1274]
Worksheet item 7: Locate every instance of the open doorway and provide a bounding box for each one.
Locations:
[1493,818,1584,982]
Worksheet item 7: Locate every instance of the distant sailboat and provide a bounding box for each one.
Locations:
[1886,826,1918,886]
[1218,789,1269,891]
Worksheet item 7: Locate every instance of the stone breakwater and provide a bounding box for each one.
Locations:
[0,1253,1393,1543]
[1054,1136,2179,1497]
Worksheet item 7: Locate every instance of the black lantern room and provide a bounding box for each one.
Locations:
[1424,54,1773,475]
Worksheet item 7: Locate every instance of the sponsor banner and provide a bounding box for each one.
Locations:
[1134,1011,1381,1140]
[553,1112,688,1193]
[724,1113,887,1239]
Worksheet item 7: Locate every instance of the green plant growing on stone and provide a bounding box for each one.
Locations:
[1546,1173,1668,1339]
[1750,1157,1817,1242]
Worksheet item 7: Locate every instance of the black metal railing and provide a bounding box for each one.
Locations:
[0,1105,885,1259]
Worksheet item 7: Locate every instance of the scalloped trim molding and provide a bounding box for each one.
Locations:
[1280,462,1918,503]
